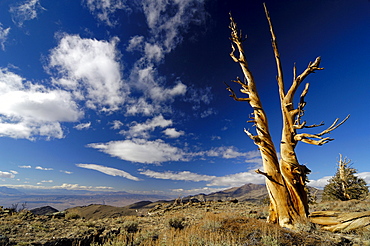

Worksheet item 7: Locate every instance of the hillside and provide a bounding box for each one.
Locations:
[1,197,368,245]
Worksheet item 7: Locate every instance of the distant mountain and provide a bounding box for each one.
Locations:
[30,183,323,220]
[202,183,268,202]
[0,186,25,196]
[0,189,171,211]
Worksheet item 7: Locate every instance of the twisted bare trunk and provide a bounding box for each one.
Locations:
[226,4,349,229]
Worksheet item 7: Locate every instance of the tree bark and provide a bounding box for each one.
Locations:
[227,4,349,229]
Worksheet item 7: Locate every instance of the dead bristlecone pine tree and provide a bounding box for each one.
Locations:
[322,154,368,201]
[225,4,349,229]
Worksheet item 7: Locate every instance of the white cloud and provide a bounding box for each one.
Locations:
[0,171,15,179]
[4,183,113,191]
[124,0,206,117]
[163,128,184,138]
[57,183,113,190]
[19,165,31,168]
[126,35,144,52]
[83,0,129,26]
[110,120,123,129]
[10,170,18,174]
[48,34,128,112]
[0,68,83,140]
[307,172,370,189]
[74,122,91,130]
[60,170,73,174]
[207,146,247,159]
[87,138,187,164]
[200,108,216,118]
[149,82,187,102]
[307,176,331,188]
[185,86,213,111]
[0,24,10,50]
[76,163,139,181]
[357,172,370,184]
[120,114,172,138]
[35,166,53,171]
[140,170,215,182]
[128,65,187,107]
[207,171,265,187]
[125,97,161,116]
[204,148,262,166]
[10,0,46,27]
[141,0,206,53]
[140,168,265,188]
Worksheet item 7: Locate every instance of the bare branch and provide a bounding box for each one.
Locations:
[224,82,250,102]
[286,57,324,102]
[230,44,239,62]
[244,128,256,140]
[294,133,332,145]
[316,115,350,137]
[294,115,350,145]
[256,169,270,177]
[304,122,325,128]
[264,3,285,99]
[256,169,282,185]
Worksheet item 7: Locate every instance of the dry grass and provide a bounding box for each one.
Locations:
[1,200,370,245]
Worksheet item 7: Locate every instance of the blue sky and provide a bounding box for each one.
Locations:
[0,0,369,196]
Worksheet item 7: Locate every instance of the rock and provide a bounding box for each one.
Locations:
[30,206,59,216]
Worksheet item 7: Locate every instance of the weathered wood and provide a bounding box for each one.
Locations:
[227,4,348,229]
[310,210,370,232]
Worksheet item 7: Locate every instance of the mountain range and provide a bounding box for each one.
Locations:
[0,184,322,211]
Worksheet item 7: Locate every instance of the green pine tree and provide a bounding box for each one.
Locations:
[323,154,369,201]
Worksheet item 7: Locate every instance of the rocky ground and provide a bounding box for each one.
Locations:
[1,198,369,246]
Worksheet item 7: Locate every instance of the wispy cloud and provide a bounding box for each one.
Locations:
[76,163,140,181]
[120,114,172,138]
[88,139,261,165]
[110,120,123,129]
[0,24,10,50]
[35,166,53,171]
[0,171,15,179]
[0,68,82,140]
[87,139,187,164]
[206,172,265,187]
[124,0,207,117]
[37,180,53,184]
[48,34,128,112]
[140,0,206,53]
[74,122,91,130]
[205,148,262,165]
[163,128,184,138]
[19,165,32,168]
[10,0,46,27]
[139,169,265,188]
[83,0,129,26]
[3,183,114,191]
[140,170,215,182]
[60,170,73,174]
